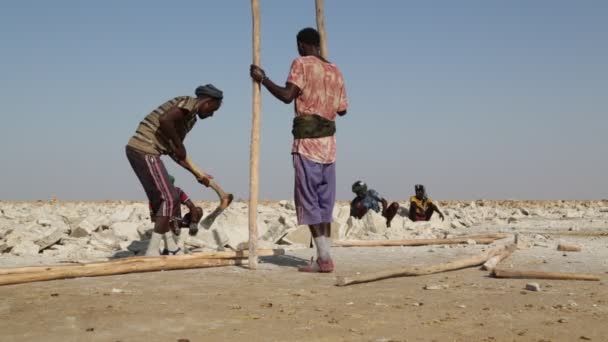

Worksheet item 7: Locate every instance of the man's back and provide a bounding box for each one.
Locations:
[288,56,347,119]
[127,96,199,156]
[287,56,348,163]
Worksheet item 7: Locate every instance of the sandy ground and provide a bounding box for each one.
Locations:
[0,234,606,342]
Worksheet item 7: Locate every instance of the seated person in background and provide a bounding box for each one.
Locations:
[350,181,400,227]
[409,184,444,222]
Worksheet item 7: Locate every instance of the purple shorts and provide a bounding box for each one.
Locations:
[293,153,336,225]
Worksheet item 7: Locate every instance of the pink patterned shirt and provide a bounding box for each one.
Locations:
[287,56,348,164]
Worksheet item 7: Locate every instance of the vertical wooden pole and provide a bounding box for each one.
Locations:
[315,0,328,59]
[248,0,261,270]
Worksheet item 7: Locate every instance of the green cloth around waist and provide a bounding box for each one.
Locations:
[292,114,336,139]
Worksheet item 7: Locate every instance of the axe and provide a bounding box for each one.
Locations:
[179,156,234,233]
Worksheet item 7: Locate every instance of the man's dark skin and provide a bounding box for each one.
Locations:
[250,39,346,241]
[409,187,445,222]
[151,96,221,235]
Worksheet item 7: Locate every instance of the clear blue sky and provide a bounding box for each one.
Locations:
[1,0,606,201]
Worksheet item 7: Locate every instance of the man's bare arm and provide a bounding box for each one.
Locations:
[261,79,300,104]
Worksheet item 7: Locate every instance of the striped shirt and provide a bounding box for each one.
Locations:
[127,96,200,156]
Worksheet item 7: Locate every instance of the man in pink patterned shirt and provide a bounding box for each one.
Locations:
[250,28,348,273]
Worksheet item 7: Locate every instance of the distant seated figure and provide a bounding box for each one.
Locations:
[350,181,400,227]
[409,184,444,222]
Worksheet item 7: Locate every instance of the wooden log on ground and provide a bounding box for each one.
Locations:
[557,243,582,252]
[248,0,262,270]
[481,242,517,271]
[491,269,600,281]
[0,257,249,287]
[333,234,508,248]
[336,242,514,286]
[0,249,284,276]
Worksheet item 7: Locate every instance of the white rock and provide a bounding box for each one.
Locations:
[89,231,121,251]
[207,207,268,248]
[89,215,111,230]
[137,225,152,238]
[110,207,134,223]
[525,283,541,292]
[70,219,97,238]
[278,200,295,211]
[11,241,40,256]
[362,211,387,234]
[186,228,229,250]
[450,220,465,229]
[36,218,53,227]
[466,239,477,245]
[110,222,140,241]
[424,284,446,290]
[35,227,67,251]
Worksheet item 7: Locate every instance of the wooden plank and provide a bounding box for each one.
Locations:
[0,249,284,276]
[0,258,248,286]
[491,269,600,281]
[333,234,509,247]
[557,243,582,252]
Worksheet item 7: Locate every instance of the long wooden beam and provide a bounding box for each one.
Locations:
[333,234,509,247]
[0,249,284,276]
[0,258,244,287]
[248,0,262,270]
[315,0,328,58]
[491,269,600,281]
[336,242,514,286]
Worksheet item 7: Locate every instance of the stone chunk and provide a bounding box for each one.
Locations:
[11,241,40,256]
[35,227,67,251]
[70,219,97,238]
[525,283,541,292]
[110,222,140,241]
[424,284,447,290]
[110,207,134,223]
[281,225,311,245]
[89,231,121,251]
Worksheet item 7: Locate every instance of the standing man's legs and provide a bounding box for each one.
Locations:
[126,146,181,256]
[318,161,336,239]
[293,154,335,272]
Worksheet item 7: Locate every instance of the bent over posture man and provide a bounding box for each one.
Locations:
[250,28,348,273]
[126,84,223,256]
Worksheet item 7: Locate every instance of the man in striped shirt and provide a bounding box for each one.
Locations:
[126,84,223,256]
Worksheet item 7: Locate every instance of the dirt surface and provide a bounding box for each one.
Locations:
[1,238,606,342]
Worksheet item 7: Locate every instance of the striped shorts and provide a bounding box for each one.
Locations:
[126,146,180,218]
